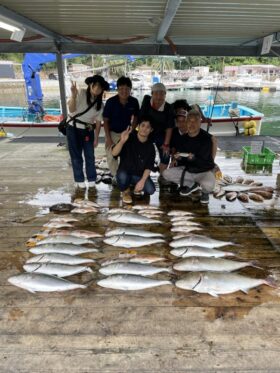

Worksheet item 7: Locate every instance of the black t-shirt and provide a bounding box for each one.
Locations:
[117,131,156,176]
[139,95,175,137]
[170,128,215,173]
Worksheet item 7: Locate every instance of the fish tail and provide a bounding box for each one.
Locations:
[264,276,277,288]
[86,267,94,273]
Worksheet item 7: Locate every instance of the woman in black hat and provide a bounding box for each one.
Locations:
[67,75,109,195]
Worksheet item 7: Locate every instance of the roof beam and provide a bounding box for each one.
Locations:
[156,0,182,43]
[0,5,71,43]
[0,41,268,56]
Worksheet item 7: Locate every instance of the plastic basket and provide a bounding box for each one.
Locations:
[242,146,276,165]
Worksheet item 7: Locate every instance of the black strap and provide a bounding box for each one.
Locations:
[179,166,188,188]
[66,97,98,125]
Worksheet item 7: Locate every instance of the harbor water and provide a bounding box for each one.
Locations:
[0,87,280,136]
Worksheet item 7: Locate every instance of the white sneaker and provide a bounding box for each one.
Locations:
[88,181,96,187]
[75,182,86,189]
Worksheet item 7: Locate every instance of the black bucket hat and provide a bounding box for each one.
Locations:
[85,75,110,91]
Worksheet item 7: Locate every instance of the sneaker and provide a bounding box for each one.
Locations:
[200,192,209,204]
[133,190,142,196]
[88,181,96,187]
[179,182,200,196]
[121,188,132,204]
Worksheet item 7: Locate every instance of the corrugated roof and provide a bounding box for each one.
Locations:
[0,0,280,55]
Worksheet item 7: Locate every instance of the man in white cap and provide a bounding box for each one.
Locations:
[139,82,175,175]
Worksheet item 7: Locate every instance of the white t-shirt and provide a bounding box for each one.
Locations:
[69,88,104,129]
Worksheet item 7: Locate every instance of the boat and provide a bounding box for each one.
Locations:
[201,103,264,136]
[0,106,62,137]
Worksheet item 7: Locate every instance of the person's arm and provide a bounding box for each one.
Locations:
[68,80,78,113]
[111,126,132,157]
[211,135,217,160]
[134,169,151,193]
[94,121,101,148]
[162,127,173,155]
[103,118,114,149]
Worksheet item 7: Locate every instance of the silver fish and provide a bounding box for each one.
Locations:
[35,236,95,246]
[97,274,171,290]
[100,254,166,266]
[171,220,201,227]
[23,263,93,277]
[99,262,171,276]
[73,199,100,208]
[138,209,164,215]
[175,272,274,297]
[171,216,197,222]
[108,213,161,225]
[50,217,78,223]
[71,207,98,214]
[103,235,165,248]
[168,210,194,217]
[107,208,134,214]
[170,234,236,249]
[29,244,99,255]
[105,227,164,238]
[214,189,226,198]
[173,257,258,272]
[171,227,202,233]
[43,222,73,229]
[132,205,160,211]
[26,253,95,265]
[8,273,86,293]
[170,247,235,258]
[42,229,102,239]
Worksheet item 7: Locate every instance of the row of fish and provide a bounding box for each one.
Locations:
[214,176,275,203]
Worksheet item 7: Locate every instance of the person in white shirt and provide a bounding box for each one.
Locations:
[67,75,109,194]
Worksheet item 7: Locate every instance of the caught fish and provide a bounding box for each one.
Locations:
[107,208,134,214]
[139,213,162,219]
[250,187,274,193]
[97,274,171,290]
[242,179,255,185]
[43,222,73,229]
[175,272,275,297]
[237,193,249,203]
[226,192,237,201]
[173,257,259,272]
[26,253,95,265]
[250,182,263,187]
[171,227,202,233]
[35,236,95,246]
[105,227,164,238]
[99,262,171,276]
[222,184,255,192]
[30,244,99,255]
[40,229,102,239]
[71,207,98,214]
[253,190,273,199]
[234,176,244,184]
[171,216,196,222]
[213,189,226,198]
[170,246,235,258]
[103,235,165,248]
[108,213,161,225]
[138,209,164,215]
[49,203,74,213]
[8,273,86,293]
[221,175,233,184]
[132,205,160,211]
[171,220,201,227]
[73,199,100,208]
[168,210,194,217]
[100,254,166,266]
[172,234,191,240]
[170,234,236,249]
[248,193,264,202]
[50,217,78,223]
[23,263,93,277]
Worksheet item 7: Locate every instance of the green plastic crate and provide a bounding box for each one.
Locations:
[242,146,276,165]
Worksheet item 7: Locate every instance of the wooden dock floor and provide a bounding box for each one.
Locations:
[0,137,280,372]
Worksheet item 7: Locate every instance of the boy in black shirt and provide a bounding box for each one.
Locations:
[163,110,216,204]
[112,118,156,204]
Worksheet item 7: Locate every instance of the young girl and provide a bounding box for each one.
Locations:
[67,75,109,194]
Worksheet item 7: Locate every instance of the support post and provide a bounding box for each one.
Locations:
[56,52,67,118]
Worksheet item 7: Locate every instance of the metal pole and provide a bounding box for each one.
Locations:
[56,52,67,118]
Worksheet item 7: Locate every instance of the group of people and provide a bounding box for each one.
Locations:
[66,75,217,205]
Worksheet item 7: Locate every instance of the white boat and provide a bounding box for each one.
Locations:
[201,103,264,136]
